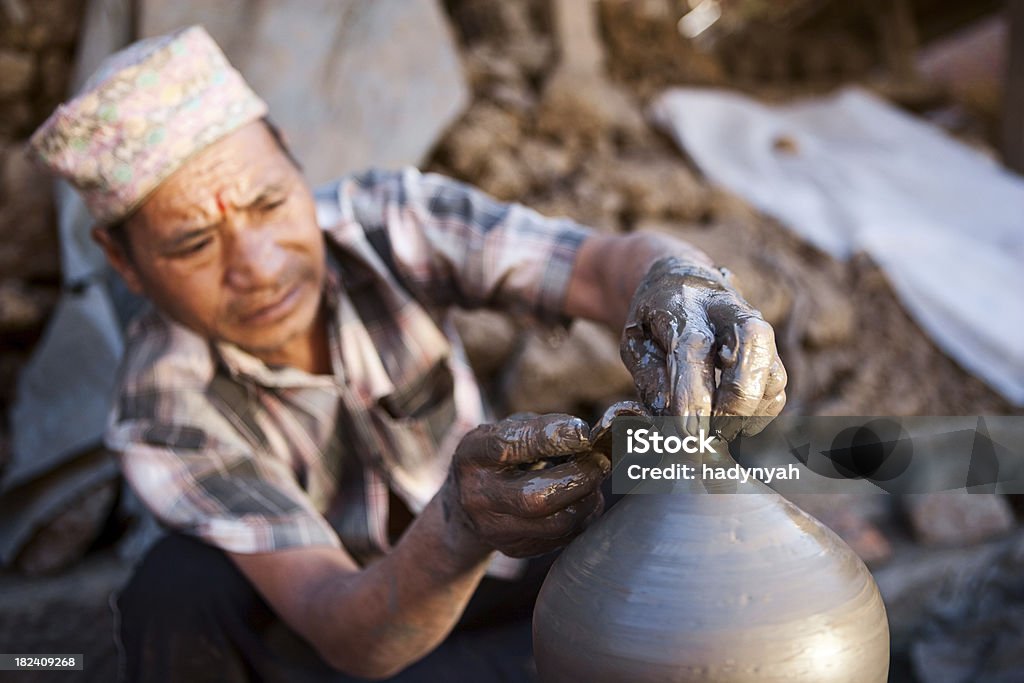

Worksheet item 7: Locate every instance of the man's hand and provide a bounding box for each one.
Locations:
[443,413,608,558]
[620,256,787,437]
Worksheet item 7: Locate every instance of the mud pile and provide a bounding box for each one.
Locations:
[433,0,1022,419]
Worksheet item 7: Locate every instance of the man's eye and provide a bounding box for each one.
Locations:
[259,197,287,212]
[173,239,212,257]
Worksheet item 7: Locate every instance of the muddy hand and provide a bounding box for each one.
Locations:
[443,413,609,558]
[620,257,787,439]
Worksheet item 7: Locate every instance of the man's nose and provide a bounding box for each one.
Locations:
[224,225,287,291]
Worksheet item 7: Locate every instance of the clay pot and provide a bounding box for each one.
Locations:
[533,407,890,682]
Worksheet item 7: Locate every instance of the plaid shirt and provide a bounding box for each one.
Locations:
[106,168,588,576]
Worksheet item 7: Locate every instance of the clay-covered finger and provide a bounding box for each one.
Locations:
[713,317,776,418]
[737,359,787,436]
[495,535,575,559]
[669,324,716,426]
[762,357,788,399]
[510,453,609,518]
[489,490,604,542]
[452,464,524,518]
[734,391,787,437]
[471,413,592,467]
[621,321,671,415]
[760,390,786,419]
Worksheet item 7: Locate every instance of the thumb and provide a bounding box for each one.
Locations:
[480,414,591,466]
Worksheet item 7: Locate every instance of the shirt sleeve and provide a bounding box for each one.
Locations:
[106,319,341,555]
[336,167,591,323]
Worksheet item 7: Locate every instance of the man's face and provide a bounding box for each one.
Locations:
[98,121,326,364]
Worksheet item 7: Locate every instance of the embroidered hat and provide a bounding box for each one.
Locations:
[29,26,268,225]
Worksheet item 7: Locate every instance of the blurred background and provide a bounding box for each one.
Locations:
[0,0,1023,680]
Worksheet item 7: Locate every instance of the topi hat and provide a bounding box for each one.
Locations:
[29,25,268,225]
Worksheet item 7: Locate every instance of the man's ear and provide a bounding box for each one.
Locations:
[91,224,144,294]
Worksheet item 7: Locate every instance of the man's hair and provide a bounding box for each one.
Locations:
[106,118,299,259]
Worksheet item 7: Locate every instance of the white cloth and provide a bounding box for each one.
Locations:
[651,86,1024,405]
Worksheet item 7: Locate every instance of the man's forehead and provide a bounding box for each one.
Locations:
[141,123,291,224]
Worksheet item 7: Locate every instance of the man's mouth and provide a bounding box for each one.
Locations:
[237,282,305,325]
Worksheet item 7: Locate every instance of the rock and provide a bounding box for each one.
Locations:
[501,319,634,415]
[874,533,1024,683]
[539,0,647,149]
[0,144,59,281]
[443,103,523,178]
[2,143,51,212]
[705,187,762,225]
[566,169,626,230]
[444,0,552,76]
[1,0,29,25]
[0,99,34,138]
[610,157,708,221]
[450,308,520,378]
[39,48,70,101]
[874,535,1015,649]
[14,479,117,575]
[477,151,529,201]
[461,45,538,114]
[872,532,1024,675]
[798,268,857,349]
[518,138,575,187]
[463,45,528,99]
[526,194,591,228]
[483,1,552,77]
[0,280,55,332]
[913,634,1024,683]
[0,49,35,98]
[598,0,725,96]
[904,493,1016,547]
[487,82,537,116]
[500,26,552,78]
[23,0,84,47]
[537,70,647,148]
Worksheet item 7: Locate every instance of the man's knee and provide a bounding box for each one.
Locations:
[117,533,264,629]
[115,534,266,682]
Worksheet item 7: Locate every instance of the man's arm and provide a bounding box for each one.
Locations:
[230,413,605,679]
[230,494,490,679]
[563,230,713,329]
[347,170,782,426]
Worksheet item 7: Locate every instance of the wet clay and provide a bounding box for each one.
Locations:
[532,402,890,682]
[620,257,784,431]
[445,413,608,559]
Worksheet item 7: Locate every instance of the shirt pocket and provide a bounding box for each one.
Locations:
[372,358,458,471]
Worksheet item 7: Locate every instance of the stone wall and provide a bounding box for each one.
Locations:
[0,0,86,467]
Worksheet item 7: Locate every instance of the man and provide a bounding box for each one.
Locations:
[31,26,785,682]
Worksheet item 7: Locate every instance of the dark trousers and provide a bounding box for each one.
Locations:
[114,534,553,683]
